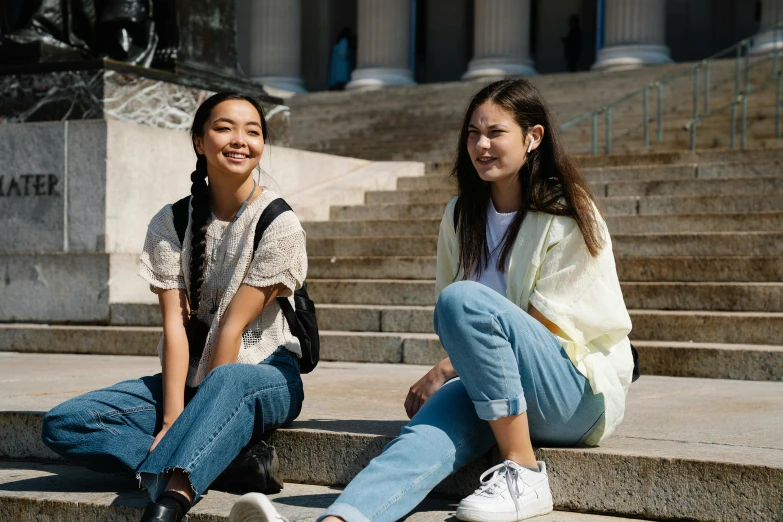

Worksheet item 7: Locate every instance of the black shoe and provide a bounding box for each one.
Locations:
[211,440,284,494]
[139,501,180,522]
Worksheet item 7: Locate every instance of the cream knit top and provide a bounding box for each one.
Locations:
[138,188,308,387]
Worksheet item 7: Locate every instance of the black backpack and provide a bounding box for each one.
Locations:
[452,202,640,382]
[172,196,319,373]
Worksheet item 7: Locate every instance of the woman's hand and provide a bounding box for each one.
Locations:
[149,422,172,453]
[404,358,456,419]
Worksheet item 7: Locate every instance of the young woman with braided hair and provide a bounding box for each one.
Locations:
[41,92,308,522]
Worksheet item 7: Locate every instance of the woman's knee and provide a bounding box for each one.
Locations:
[41,400,84,453]
[435,281,490,329]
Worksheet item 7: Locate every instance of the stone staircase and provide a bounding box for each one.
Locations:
[1,147,782,521]
[287,58,783,160]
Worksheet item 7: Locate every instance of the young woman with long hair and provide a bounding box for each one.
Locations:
[229,78,633,522]
[41,92,308,522]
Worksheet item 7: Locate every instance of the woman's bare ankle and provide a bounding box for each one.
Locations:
[165,469,195,503]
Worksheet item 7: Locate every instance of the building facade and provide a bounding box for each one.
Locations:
[235,0,778,93]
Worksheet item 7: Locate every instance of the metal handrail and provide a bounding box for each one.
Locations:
[685,28,783,150]
[558,23,783,155]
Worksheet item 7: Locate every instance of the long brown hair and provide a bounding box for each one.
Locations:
[452,78,603,280]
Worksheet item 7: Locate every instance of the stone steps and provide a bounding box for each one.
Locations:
[316,305,783,345]
[571,148,783,169]
[287,61,782,161]
[330,193,783,220]
[306,279,783,312]
[106,303,783,347]
[307,232,783,258]
[303,211,783,237]
[2,322,780,381]
[306,255,782,282]
[1,354,781,521]
[0,462,651,522]
[422,157,783,179]
[366,177,783,204]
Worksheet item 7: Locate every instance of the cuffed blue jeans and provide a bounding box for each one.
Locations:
[41,347,303,500]
[320,281,604,522]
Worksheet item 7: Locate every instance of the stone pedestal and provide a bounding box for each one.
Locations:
[592,0,672,71]
[462,0,536,80]
[248,0,307,94]
[752,0,783,55]
[346,0,416,91]
[0,119,193,322]
[0,61,289,142]
[0,62,289,323]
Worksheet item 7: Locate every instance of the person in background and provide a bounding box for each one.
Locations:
[329,27,356,90]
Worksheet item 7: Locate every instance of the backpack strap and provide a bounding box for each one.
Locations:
[252,198,294,256]
[251,197,310,361]
[172,196,191,246]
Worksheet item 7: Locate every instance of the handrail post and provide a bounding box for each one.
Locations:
[730,99,738,149]
[744,39,751,94]
[703,60,710,115]
[693,65,700,125]
[776,25,782,139]
[778,63,783,139]
[773,25,780,78]
[656,82,663,141]
[643,85,650,148]
[689,121,697,151]
[591,112,598,155]
[735,42,742,96]
[741,95,748,150]
[605,106,612,155]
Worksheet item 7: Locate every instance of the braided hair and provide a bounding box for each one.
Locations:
[187,93,268,315]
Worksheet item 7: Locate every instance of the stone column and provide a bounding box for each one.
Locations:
[752,0,783,55]
[592,0,672,71]
[248,0,307,94]
[462,0,536,80]
[346,0,416,90]
[345,0,416,90]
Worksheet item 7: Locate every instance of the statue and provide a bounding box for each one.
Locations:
[1,0,179,68]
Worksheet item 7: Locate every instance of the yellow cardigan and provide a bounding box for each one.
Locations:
[435,197,633,446]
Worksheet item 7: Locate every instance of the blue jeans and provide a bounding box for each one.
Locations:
[41,348,303,500]
[320,281,604,522]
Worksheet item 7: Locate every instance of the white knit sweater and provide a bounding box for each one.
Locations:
[138,188,308,387]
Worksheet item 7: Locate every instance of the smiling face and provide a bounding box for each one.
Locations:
[467,101,529,185]
[193,99,265,180]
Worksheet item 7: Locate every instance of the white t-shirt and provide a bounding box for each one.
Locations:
[471,199,517,296]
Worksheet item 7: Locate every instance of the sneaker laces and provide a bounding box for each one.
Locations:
[475,461,526,518]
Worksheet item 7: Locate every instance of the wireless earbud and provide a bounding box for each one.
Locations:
[527,139,535,153]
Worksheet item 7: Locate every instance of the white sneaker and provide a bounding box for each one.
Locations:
[229,492,289,522]
[456,460,553,522]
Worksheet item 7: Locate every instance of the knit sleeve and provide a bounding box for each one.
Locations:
[244,211,307,297]
[138,204,186,292]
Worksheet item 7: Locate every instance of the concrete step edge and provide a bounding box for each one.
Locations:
[0,411,780,522]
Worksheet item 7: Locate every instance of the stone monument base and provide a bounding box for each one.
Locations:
[0,117,425,324]
[0,59,289,144]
